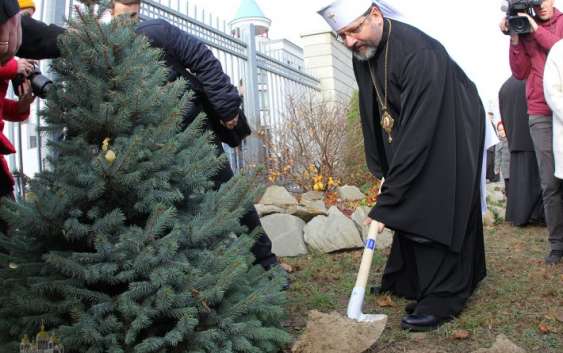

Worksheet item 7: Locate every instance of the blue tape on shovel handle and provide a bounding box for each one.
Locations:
[366,239,376,250]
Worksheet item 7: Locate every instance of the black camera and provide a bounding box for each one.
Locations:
[505,0,544,34]
[12,65,53,99]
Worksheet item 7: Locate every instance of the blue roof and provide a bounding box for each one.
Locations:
[233,0,267,20]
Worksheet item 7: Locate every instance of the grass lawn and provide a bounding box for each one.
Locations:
[281,223,563,353]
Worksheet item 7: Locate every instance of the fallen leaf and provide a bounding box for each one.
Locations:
[555,308,563,323]
[452,329,471,340]
[279,262,294,273]
[539,323,551,334]
[376,295,395,307]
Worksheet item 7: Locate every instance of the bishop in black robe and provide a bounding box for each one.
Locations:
[352,15,487,330]
[499,76,545,226]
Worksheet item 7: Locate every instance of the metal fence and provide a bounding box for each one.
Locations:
[7,0,321,199]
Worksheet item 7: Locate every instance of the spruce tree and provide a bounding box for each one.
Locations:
[0,2,290,352]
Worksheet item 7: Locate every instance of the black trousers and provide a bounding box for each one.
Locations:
[211,143,277,268]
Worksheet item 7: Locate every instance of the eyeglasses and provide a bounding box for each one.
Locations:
[336,16,369,43]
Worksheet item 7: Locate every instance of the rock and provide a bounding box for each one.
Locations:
[261,214,307,257]
[350,206,394,249]
[255,204,285,217]
[490,205,506,222]
[300,199,327,212]
[471,334,526,353]
[376,228,394,249]
[292,310,387,353]
[259,185,298,206]
[287,205,328,222]
[302,191,324,202]
[337,185,366,202]
[483,209,496,227]
[351,206,371,239]
[487,190,506,206]
[304,207,363,253]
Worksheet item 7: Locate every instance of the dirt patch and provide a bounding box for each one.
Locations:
[291,310,386,353]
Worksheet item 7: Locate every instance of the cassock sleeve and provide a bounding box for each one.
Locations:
[369,48,447,222]
[17,15,64,60]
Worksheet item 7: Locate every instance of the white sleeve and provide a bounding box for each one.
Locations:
[544,42,563,119]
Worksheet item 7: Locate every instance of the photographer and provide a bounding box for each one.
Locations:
[499,0,563,264]
[0,57,36,233]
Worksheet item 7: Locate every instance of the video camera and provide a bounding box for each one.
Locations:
[503,0,544,34]
[12,64,53,99]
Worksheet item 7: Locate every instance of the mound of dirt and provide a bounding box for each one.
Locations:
[292,310,387,353]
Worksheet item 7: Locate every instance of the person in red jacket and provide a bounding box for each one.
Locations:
[500,0,563,265]
[0,56,35,233]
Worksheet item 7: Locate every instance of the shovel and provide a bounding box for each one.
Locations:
[346,221,387,322]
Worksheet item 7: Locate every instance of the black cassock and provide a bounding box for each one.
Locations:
[354,19,486,319]
[499,77,545,226]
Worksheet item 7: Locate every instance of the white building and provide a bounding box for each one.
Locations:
[301,31,358,102]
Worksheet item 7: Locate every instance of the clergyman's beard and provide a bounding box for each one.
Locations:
[353,45,377,61]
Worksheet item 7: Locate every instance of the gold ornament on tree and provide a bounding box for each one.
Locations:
[102,137,116,165]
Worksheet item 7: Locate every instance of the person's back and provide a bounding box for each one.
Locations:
[499,76,545,226]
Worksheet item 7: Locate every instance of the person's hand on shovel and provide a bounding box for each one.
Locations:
[363,218,385,234]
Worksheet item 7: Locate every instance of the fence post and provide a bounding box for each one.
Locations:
[241,23,263,168]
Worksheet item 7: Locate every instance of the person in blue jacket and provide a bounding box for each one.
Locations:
[111,0,284,278]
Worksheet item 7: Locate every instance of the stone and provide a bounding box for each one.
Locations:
[261,214,307,257]
[487,190,506,206]
[287,205,328,222]
[337,185,366,202]
[301,191,324,202]
[350,206,394,249]
[490,205,506,222]
[300,199,327,212]
[259,185,298,206]
[292,310,387,353]
[471,334,526,353]
[304,207,363,253]
[254,204,285,217]
[351,206,371,239]
[483,209,496,227]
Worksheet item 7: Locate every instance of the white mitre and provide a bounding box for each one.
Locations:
[318,1,402,32]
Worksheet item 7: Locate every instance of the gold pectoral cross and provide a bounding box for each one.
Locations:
[380,109,394,143]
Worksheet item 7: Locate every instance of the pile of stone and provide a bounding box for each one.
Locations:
[256,185,394,257]
[483,181,508,227]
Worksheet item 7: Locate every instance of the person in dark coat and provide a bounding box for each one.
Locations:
[319,0,486,331]
[499,76,545,226]
[110,1,281,273]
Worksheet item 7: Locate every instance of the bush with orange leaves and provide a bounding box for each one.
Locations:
[260,94,348,191]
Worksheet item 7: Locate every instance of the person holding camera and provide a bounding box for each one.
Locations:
[500,0,563,265]
[0,57,36,233]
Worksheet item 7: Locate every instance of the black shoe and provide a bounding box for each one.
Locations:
[545,250,563,265]
[405,302,417,314]
[400,314,450,332]
[369,286,390,295]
